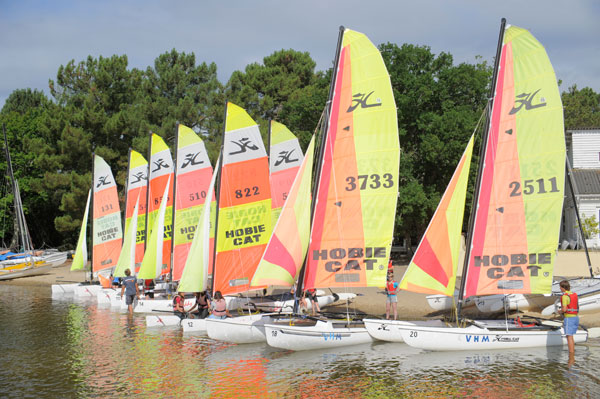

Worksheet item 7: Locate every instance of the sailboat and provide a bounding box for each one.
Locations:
[52,154,123,297]
[97,149,148,305]
[1,124,67,280]
[268,120,304,226]
[264,26,400,351]
[368,19,588,350]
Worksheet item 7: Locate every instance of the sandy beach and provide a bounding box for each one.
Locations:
[3,249,600,327]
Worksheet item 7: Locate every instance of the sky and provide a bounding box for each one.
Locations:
[1,1,599,110]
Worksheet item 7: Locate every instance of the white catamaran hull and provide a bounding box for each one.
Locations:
[51,283,79,296]
[146,315,182,327]
[248,293,354,313]
[205,313,278,344]
[394,320,587,351]
[265,319,374,351]
[97,288,119,304]
[0,264,54,281]
[363,319,448,342]
[542,293,600,316]
[426,294,475,311]
[182,318,208,333]
[73,284,103,298]
[475,294,555,313]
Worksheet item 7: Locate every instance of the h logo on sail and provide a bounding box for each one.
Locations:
[347,91,382,112]
[229,138,259,155]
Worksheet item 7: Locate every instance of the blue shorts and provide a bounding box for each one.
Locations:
[564,316,579,336]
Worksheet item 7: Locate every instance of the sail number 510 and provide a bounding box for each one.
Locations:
[509,177,559,197]
[345,174,394,191]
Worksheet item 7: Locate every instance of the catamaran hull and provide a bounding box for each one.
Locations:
[182,318,208,333]
[205,313,278,344]
[0,264,54,281]
[132,297,196,313]
[51,283,79,296]
[475,294,555,313]
[426,294,475,311]
[74,284,103,298]
[363,319,449,342]
[97,288,119,304]
[146,315,182,327]
[542,293,600,316]
[247,293,352,313]
[264,320,374,351]
[395,321,587,351]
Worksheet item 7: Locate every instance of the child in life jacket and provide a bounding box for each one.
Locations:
[385,272,399,320]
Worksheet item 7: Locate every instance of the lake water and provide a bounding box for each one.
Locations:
[1,284,598,398]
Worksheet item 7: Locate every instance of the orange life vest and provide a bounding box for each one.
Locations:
[563,291,578,315]
[386,281,397,295]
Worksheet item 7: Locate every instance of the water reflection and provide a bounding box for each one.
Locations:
[0,284,598,397]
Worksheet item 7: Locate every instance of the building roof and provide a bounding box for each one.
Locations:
[573,169,600,195]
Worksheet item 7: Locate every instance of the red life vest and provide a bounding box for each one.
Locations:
[386,281,397,295]
[563,291,579,315]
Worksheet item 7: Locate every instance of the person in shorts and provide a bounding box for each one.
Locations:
[559,280,579,354]
[385,273,399,320]
[120,269,139,315]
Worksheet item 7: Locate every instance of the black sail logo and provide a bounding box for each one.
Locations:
[274,149,299,167]
[130,172,147,184]
[509,89,547,115]
[229,138,258,155]
[96,175,111,188]
[347,91,382,112]
[152,158,170,173]
[181,152,204,169]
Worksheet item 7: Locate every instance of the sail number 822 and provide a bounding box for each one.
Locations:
[346,174,394,191]
[509,177,559,197]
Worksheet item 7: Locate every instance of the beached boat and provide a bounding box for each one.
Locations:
[265,26,400,351]
[374,19,588,350]
[52,155,123,298]
[1,125,68,279]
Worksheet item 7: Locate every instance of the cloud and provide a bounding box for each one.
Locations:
[1,0,599,108]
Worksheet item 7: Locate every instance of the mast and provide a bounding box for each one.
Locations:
[144,133,152,253]
[90,152,95,282]
[2,124,23,252]
[456,18,506,318]
[210,102,228,295]
[293,25,346,313]
[565,157,594,277]
[267,119,272,166]
[169,124,179,283]
[124,148,132,237]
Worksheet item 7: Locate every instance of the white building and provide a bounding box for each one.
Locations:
[562,128,600,248]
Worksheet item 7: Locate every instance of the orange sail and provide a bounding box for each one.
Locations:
[399,135,474,295]
[92,155,122,274]
[146,134,174,276]
[124,149,147,271]
[464,25,565,297]
[172,124,214,281]
[213,102,272,295]
[252,135,315,287]
[303,28,399,290]
[269,121,303,226]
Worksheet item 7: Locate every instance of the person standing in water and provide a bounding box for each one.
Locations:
[559,280,579,355]
[120,268,139,315]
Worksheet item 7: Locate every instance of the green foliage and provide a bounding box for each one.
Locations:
[0,41,595,251]
[562,85,600,129]
[580,214,599,239]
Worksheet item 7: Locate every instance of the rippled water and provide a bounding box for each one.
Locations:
[1,284,598,398]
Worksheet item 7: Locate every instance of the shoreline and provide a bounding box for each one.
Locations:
[3,258,600,327]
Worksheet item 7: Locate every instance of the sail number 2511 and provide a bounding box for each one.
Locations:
[346,174,394,191]
[509,177,559,197]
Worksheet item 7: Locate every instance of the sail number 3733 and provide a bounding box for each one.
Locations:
[346,174,394,191]
[509,177,559,197]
